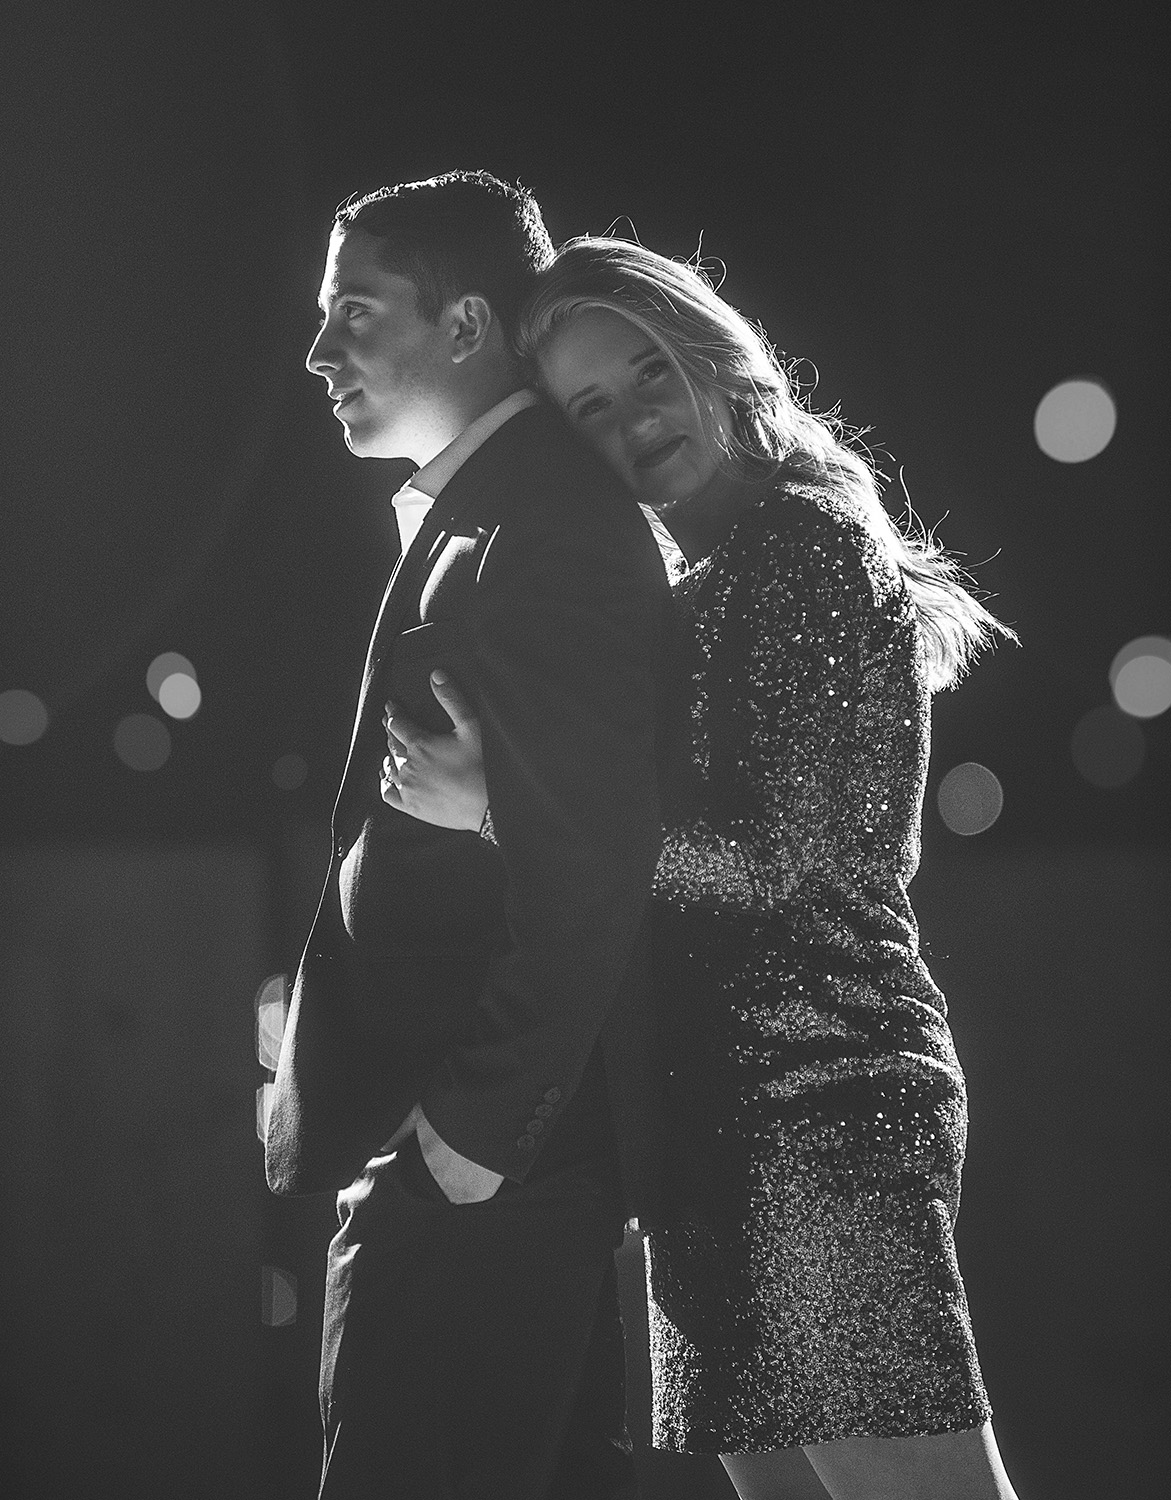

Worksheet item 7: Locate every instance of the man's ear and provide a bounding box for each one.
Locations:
[448,295,495,364]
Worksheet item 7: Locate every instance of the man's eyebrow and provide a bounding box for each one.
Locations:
[566,346,661,408]
[317,282,380,314]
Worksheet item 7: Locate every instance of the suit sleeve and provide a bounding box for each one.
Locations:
[419,496,666,1180]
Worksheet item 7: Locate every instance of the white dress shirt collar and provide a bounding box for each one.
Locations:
[390,388,538,554]
[409,387,539,500]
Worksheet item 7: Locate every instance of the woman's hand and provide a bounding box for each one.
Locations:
[381,671,489,831]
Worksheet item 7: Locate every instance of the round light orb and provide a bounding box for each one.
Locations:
[1070,705,1145,788]
[114,713,172,772]
[1109,635,1171,719]
[147,652,197,702]
[937,761,1004,835]
[272,753,308,791]
[158,671,202,720]
[1034,379,1116,463]
[0,688,49,746]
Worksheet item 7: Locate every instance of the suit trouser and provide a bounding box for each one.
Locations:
[318,1131,636,1499]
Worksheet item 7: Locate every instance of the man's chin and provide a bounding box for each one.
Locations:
[343,428,382,459]
[344,425,408,461]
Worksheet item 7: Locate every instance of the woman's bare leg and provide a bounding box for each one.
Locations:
[722,1421,1018,1500]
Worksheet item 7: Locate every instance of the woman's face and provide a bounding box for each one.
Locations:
[537,306,727,513]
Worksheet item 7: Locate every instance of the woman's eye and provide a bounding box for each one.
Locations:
[640,357,670,382]
[576,396,608,420]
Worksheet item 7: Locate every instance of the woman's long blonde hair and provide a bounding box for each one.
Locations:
[515,236,1015,690]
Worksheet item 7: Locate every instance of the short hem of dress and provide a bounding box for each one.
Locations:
[652,1402,994,1456]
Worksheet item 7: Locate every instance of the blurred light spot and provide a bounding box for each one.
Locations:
[256,1082,274,1142]
[261,1265,297,1327]
[255,973,290,1072]
[1071,704,1145,788]
[158,671,202,720]
[937,761,1004,835]
[0,688,49,745]
[147,651,197,702]
[114,713,171,771]
[272,752,308,790]
[1114,656,1171,720]
[1110,635,1171,719]
[1034,378,1116,462]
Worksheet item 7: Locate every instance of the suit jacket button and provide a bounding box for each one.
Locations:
[525,1119,543,1134]
[534,1104,553,1119]
[517,1135,536,1150]
[543,1088,561,1104]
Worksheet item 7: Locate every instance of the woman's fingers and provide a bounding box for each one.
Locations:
[380,756,402,808]
[383,698,423,748]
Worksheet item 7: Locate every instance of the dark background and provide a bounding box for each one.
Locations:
[1,2,1166,1496]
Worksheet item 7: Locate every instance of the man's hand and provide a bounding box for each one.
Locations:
[380,672,489,831]
[416,1107,505,1204]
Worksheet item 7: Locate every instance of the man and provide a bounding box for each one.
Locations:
[266,172,672,1498]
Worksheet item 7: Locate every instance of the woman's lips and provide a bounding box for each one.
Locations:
[632,435,685,470]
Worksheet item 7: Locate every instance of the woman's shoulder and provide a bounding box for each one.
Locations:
[738,479,900,605]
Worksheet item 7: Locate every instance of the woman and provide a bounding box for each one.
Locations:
[380,238,1021,1499]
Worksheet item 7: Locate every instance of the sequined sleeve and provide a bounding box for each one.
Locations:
[657,493,892,910]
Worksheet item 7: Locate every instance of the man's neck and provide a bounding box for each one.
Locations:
[418,365,526,465]
[408,386,538,500]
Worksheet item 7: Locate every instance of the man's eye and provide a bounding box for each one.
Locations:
[342,303,367,320]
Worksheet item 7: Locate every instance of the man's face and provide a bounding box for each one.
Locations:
[306,227,458,462]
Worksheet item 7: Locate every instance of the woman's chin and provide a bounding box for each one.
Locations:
[637,479,701,514]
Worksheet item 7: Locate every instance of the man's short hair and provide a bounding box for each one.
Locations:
[336,170,554,340]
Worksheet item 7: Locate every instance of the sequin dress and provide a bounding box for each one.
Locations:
[643,480,992,1453]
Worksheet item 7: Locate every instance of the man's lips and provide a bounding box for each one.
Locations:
[632,435,685,470]
[330,389,360,410]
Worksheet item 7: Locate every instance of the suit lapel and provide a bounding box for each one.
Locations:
[330,409,539,837]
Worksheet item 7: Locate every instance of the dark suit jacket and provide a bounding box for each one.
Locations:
[265,402,673,1216]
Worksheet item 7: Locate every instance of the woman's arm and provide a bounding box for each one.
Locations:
[656,507,876,907]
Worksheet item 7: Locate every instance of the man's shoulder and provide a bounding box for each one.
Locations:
[474,400,630,519]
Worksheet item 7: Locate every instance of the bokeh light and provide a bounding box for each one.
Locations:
[1034,378,1116,462]
[1110,635,1171,719]
[272,753,308,791]
[255,973,289,1071]
[158,672,202,720]
[114,713,171,771]
[937,761,1004,835]
[260,1265,297,1328]
[1071,704,1145,788]
[147,652,197,702]
[0,688,49,746]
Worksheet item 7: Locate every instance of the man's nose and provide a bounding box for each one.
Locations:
[306,323,340,377]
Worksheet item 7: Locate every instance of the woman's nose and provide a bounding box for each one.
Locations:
[623,403,661,438]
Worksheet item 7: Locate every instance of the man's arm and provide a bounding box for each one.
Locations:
[418,496,666,1183]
